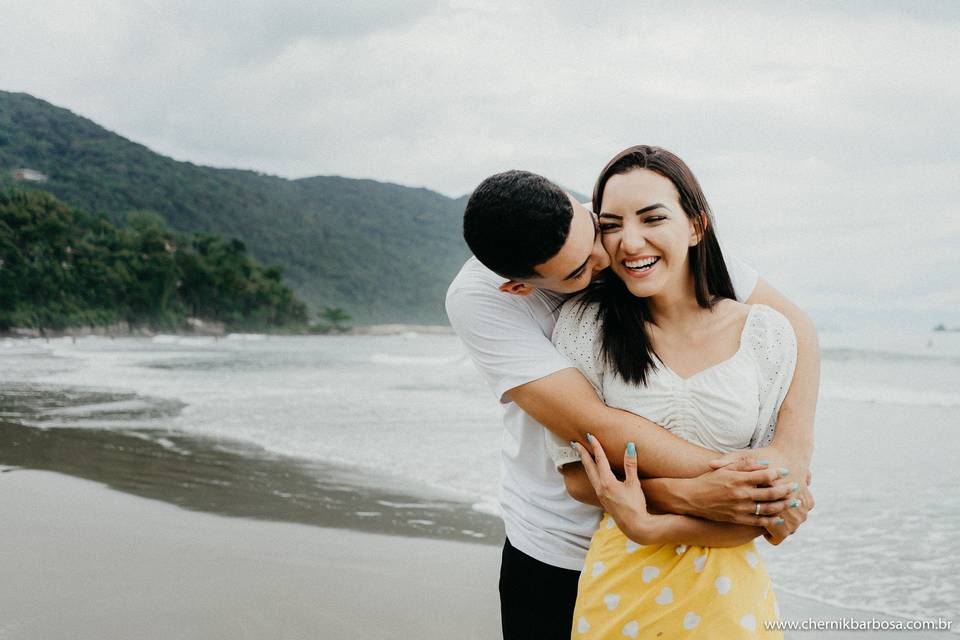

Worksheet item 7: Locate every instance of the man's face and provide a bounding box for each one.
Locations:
[527,195,611,295]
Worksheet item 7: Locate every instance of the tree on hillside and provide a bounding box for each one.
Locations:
[320,307,351,332]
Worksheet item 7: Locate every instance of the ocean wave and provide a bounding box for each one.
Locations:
[823,385,960,408]
[370,353,467,366]
[822,347,960,366]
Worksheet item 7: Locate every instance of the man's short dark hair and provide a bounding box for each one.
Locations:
[462,170,573,279]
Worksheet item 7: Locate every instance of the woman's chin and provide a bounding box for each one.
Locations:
[616,273,661,299]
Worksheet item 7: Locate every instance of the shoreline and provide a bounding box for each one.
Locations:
[3,469,951,639]
[1,322,453,340]
[0,417,503,546]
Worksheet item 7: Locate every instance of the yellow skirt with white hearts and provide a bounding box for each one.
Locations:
[572,514,783,639]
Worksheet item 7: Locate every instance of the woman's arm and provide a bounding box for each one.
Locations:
[561,462,792,526]
[574,436,774,547]
[628,514,763,548]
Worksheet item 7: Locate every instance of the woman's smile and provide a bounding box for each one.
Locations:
[621,255,661,278]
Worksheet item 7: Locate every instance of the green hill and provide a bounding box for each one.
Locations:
[0,188,309,332]
[0,91,470,324]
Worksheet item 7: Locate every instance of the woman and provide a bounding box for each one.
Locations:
[546,146,800,638]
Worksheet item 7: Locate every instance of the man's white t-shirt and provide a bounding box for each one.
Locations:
[445,255,759,570]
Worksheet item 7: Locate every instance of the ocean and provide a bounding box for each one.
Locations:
[1,328,958,628]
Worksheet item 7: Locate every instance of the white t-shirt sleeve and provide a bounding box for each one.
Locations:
[445,284,573,403]
[725,253,759,303]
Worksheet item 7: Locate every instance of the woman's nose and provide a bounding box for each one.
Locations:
[621,223,647,253]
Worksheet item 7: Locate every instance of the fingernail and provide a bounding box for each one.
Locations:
[586,433,594,443]
[757,459,770,466]
[626,442,636,457]
[775,517,785,525]
[570,441,578,449]
[790,482,799,493]
[779,468,790,477]
[789,499,799,508]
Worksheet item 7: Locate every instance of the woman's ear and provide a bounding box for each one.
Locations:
[688,211,708,247]
[499,280,536,297]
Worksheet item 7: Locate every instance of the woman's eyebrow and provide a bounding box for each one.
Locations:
[599,203,671,220]
[635,203,670,215]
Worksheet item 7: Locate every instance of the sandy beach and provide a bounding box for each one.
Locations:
[1,469,501,640]
[2,468,950,640]
[2,334,956,638]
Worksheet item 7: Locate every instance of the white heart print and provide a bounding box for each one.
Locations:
[693,555,707,573]
[603,593,621,611]
[641,566,660,583]
[683,612,701,630]
[577,616,590,633]
[621,620,639,638]
[655,586,673,605]
[715,575,732,595]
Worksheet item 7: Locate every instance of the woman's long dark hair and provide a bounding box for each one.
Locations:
[579,145,736,385]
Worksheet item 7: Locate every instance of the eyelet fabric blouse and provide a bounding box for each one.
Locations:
[547,300,797,639]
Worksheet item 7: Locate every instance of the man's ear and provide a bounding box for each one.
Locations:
[688,211,708,247]
[499,280,536,297]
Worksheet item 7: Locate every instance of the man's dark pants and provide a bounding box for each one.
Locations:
[499,537,581,639]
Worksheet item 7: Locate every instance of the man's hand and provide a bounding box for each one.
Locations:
[676,456,795,526]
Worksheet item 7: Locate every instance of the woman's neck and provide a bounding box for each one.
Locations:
[646,271,706,331]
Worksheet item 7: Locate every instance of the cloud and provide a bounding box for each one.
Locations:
[0,0,957,326]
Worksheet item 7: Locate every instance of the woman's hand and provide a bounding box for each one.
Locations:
[763,484,815,545]
[575,434,662,544]
[678,457,796,526]
[711,448,815,544]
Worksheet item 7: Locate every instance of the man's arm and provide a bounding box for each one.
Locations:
[508,369,718,479]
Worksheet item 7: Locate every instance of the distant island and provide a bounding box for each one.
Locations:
[933,324,960,333]
[0,90,471,325]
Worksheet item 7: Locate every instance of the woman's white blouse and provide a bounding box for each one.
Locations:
[545,302,798,467]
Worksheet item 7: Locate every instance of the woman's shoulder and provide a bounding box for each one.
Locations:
[741,303,797,362]
[553,294,602,344]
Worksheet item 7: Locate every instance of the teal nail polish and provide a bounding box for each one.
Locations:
[790,482,799,493]
[570,441,578,449]
[757,459,770,466]
[789,499,799,508]
[586,433,594,443]
[626,442,636,457]
[779,468,790,477]
[775,517,785,525]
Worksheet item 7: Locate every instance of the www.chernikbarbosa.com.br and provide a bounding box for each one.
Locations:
[764,617,953,632]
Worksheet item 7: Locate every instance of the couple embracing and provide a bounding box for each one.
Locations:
[446,145,819,639]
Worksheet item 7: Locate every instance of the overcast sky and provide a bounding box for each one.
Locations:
[2,0,958,329]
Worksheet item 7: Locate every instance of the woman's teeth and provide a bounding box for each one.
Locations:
[624,257,660,271]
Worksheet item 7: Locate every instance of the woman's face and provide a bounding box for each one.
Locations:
[597,168,700,299]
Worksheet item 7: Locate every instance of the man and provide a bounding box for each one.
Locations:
[445,170,818,639]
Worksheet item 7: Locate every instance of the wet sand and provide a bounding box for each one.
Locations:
[0,469,500,640]
[0,415,502,545]
[3,469,950,639]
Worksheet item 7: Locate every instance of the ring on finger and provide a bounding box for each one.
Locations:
[755,502,761,516]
